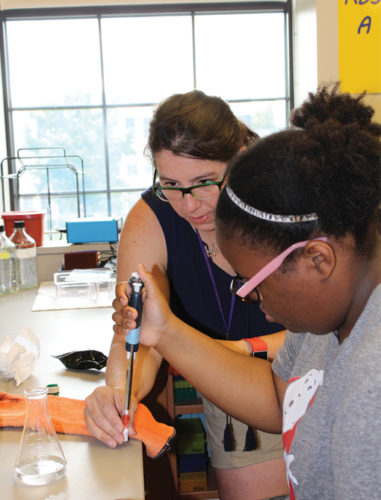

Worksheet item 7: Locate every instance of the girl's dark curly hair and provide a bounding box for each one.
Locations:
[216,84,381,259]
[147,90,258,162]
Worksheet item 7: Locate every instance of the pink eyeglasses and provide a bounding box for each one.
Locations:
[232,237,328,300]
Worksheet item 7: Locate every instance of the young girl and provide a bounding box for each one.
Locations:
[126,86,381,499]
[85,90,287,499]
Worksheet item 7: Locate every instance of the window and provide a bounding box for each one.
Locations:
[0,2,293,235]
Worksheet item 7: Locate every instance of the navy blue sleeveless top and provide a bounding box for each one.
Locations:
[142,188,283,341]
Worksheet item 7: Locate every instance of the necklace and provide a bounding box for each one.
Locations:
[205,241,218,258]
[200,231,219,258]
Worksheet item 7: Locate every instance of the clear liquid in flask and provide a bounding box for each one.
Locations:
[15,455,66,486]
[14,387,66,486]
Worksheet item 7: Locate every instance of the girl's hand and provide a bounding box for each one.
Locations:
[125,264,172,348]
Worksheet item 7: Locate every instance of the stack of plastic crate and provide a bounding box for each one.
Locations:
[173,375,198,403]
[176,417,208,493]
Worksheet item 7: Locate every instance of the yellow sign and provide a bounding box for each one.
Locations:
[338,0,381,93]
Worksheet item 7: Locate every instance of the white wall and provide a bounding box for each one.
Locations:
[293,0,317,106]
[316,0,339,86]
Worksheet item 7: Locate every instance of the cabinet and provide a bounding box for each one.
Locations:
[142,364,219,500]
[168,373,219,499]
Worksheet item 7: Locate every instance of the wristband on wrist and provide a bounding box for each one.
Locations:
[243,337,268,360]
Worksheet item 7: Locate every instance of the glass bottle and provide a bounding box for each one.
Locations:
[9,220,38,290]
[14,387,66,486]
[0,223,16,294]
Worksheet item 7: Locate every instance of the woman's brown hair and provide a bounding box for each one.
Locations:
[147,90,258,162]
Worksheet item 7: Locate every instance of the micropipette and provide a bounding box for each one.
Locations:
[123,272,144,442]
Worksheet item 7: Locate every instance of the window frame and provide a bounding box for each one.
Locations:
[0,1,293,219]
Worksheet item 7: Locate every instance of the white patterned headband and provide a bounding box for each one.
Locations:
[226,186,318,223]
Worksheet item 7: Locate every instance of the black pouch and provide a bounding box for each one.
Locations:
[53,350,108,370]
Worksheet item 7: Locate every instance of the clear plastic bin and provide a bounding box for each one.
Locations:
[54,269,115,305]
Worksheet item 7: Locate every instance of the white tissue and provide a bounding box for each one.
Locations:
[0,327,39,386]
[45,493,66,500]
[5,343,27,377]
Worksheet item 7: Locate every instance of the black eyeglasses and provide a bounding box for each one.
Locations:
[152,169,226,202]
[230,274,259,303]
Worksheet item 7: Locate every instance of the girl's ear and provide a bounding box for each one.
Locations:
[305,240,336,279]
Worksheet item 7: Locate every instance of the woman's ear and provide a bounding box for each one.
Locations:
[305,240,336,279]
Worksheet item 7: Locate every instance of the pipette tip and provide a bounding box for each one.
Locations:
[122,413,130,442]
[123,427,129,442]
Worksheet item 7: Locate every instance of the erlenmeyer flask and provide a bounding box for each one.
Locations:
[14,387,66,486]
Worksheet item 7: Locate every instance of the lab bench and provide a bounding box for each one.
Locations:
[0,289,145,500]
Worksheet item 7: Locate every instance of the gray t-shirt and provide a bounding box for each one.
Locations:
[272,284,381,500]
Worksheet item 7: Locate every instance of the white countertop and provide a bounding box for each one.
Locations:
[0,289,144,500]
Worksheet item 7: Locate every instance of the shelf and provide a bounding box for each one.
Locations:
[167,374,219,499]
[179,463,218,499]
[175,399,203,415]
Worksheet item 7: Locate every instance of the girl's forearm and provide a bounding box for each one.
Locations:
[156,314,283,433]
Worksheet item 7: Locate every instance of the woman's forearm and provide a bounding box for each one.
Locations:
[105,334,162,403]
[216,330,286,361]
[105,333,128,389]
[130,345,163,402]
[216,339,252,356]
[261,330,286,361]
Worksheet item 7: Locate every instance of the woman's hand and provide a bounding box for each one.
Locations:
[84,385,127,448]
[112,282,131,334]
[84,385,140,447]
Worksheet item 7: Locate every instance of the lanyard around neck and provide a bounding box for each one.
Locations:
[196,230,236,338]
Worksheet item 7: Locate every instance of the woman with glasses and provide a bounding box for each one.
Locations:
[122,85,381,498]
[85,90,288,499]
